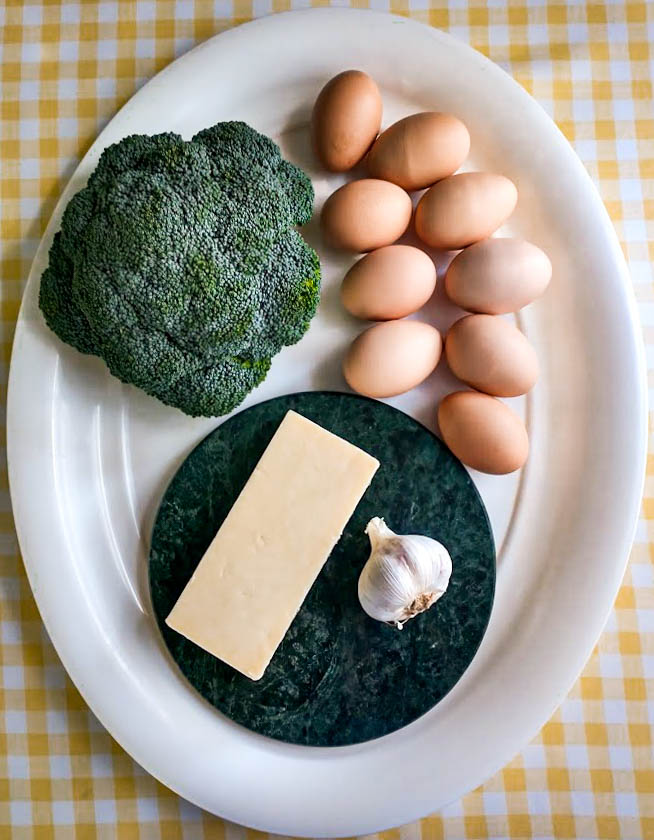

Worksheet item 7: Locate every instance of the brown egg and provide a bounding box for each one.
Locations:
[322,179,412,252]
[367,112,470,191]
[438,391,529,474]
[445,314,538,397]
[311,70,383,172]
[341,245,437,320]
[415,173,518,250]
[445,238,552,314]
[343,320,442,398]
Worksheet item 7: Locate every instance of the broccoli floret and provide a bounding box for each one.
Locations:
[39,122,320,417]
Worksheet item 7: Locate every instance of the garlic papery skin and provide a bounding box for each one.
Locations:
[358,517,452,629]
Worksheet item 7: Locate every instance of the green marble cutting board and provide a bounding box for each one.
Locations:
[149,392,495,746]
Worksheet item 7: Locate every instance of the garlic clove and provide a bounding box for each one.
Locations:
[358,517,452,628]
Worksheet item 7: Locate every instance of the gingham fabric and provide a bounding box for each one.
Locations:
[1,1,653,838]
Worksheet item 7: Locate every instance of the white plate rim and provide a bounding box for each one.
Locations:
[7,8,648,836]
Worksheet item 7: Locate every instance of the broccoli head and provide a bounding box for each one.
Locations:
[39,122,320,417]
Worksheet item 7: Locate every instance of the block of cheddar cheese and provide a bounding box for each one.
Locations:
[166,410,379,680]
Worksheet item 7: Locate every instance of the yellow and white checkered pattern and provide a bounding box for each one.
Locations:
[1,1,653,837]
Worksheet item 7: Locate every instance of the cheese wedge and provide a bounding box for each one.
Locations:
[166,410,379,680]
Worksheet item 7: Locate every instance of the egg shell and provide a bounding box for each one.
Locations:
[321,179,412,252]
[445,238,552,314]
[341,245,437,320]
[415,172,518,250]
[438,391,529,474]
[311,70,383,172]
[343,320,442,398]
[445,314,538,397]
[367,112,470,191]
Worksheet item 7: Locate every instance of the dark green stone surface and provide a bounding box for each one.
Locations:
[149,392,495,747]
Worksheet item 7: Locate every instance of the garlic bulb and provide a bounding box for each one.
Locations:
[358,517,452,629]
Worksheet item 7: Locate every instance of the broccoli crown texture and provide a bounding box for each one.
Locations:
[39,122,320,417]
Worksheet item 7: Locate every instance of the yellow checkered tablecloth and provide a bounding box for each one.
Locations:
[1,1,653,837]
